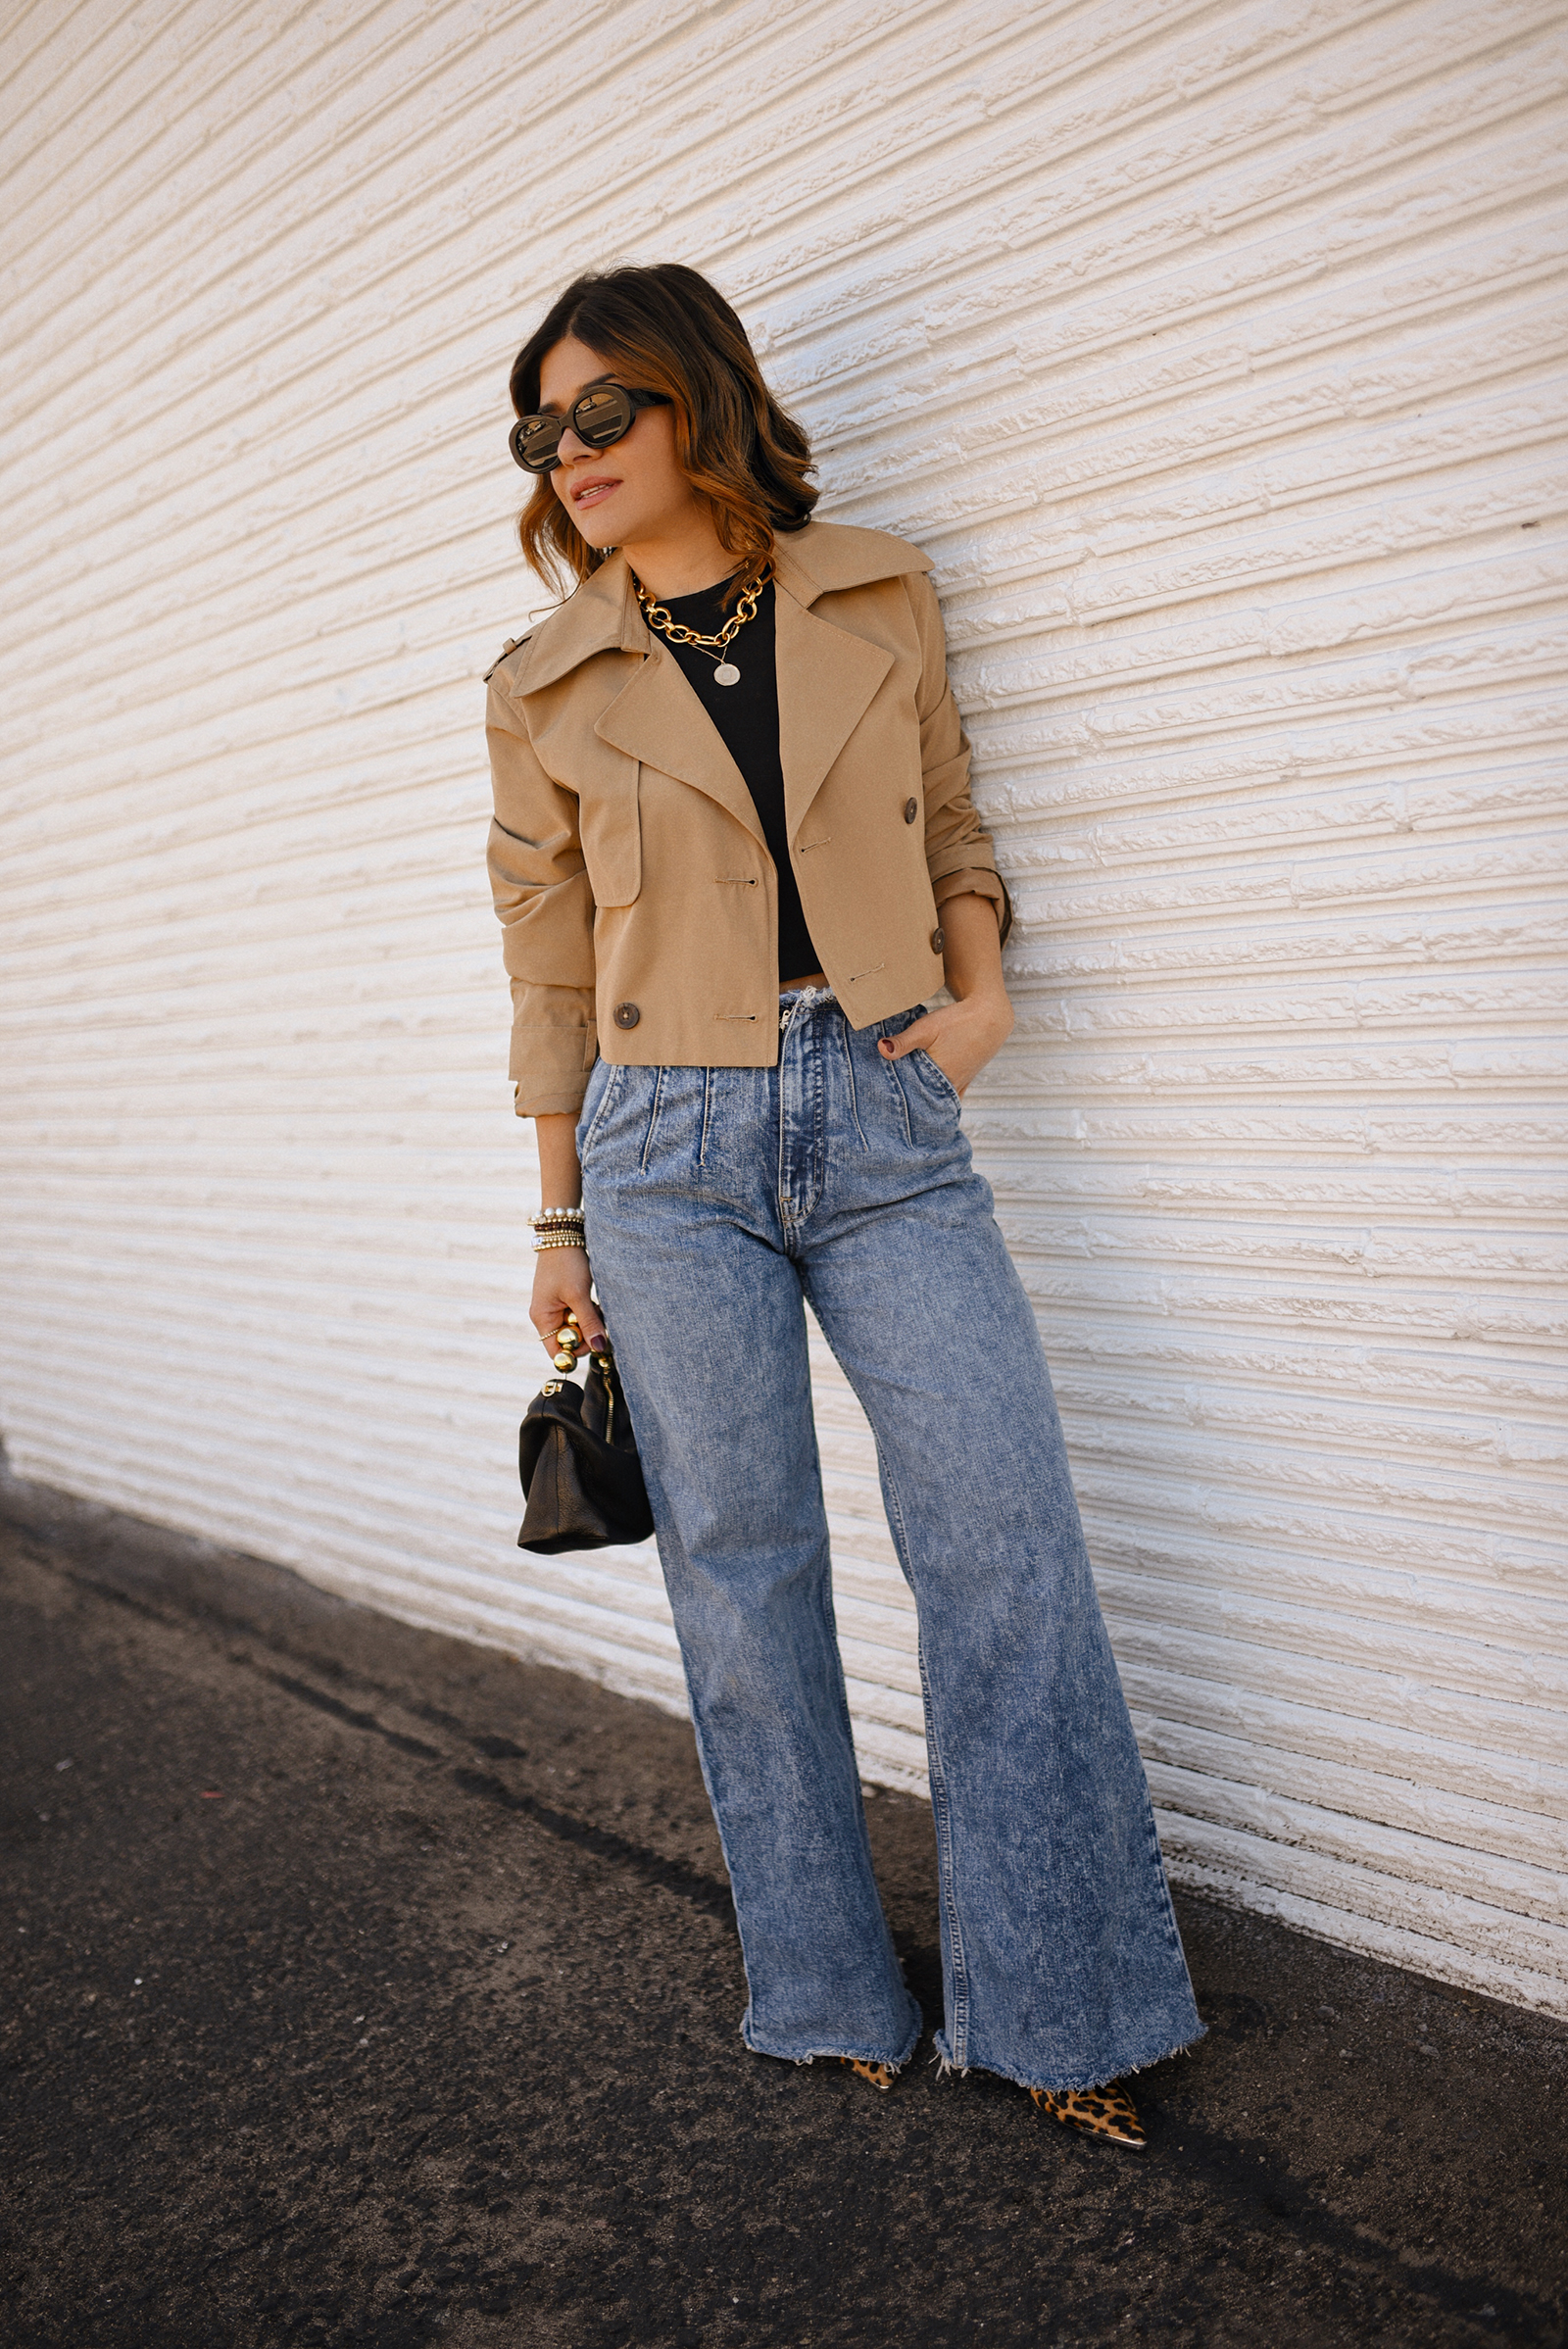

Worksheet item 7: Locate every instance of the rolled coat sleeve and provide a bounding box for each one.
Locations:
[485,679,599,1116]
[906,571,1012,944]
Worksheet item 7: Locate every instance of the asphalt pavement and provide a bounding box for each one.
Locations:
[2,1474,1564,2349]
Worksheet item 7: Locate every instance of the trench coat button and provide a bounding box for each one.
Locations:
[930,926,946,954]
[613,1002,640,1030]
[904,797,919,824]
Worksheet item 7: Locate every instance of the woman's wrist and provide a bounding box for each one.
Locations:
[947,979,1014,1038]
[533,1110,585,1220]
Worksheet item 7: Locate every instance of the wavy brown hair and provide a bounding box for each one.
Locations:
[510,265,816,602]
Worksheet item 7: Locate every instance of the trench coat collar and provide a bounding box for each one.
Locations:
[513,521,933,842]
[512,519,933,697]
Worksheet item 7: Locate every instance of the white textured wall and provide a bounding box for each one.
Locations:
[2,0,1565,2015]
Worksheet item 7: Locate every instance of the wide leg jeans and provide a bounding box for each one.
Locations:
[577,990,1202,2091]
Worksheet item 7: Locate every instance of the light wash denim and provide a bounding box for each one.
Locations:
[577,988,1202,2091]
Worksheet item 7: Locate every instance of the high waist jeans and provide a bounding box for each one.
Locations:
[577,990,1202,2090]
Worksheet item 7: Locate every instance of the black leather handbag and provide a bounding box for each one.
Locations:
[517,1344,655,1554]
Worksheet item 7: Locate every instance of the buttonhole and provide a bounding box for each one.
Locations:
[798,837,832,852]
[848,963,885,983]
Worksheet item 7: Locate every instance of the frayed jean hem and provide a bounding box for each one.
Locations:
[744,2006,923,2073]
[932,2016,1207,2095]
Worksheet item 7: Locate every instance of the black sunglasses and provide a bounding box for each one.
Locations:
[509,383,672,473]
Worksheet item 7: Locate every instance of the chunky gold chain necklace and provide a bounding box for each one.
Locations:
[634,563,770,688]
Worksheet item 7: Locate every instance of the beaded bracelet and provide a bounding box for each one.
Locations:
[531,1202,586,1254]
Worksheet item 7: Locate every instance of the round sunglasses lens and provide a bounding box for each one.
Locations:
[512,415,563,471]
[572,385,634,446]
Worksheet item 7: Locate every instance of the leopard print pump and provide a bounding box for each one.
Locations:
[836,2055,1141,2133]
[1031,2079,1146,2147]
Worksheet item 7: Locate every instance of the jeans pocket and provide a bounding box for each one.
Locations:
[912,1049,961,1111]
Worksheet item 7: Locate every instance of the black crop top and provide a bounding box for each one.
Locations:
[657,578,823,984]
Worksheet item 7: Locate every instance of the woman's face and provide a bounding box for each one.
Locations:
[539,333,694,553]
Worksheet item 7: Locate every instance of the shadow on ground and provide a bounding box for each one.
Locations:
[2,1478,1564,2348]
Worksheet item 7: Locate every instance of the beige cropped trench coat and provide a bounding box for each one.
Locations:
[485,517,1007,1117]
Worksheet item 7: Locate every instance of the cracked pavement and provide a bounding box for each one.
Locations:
[2,1477,1564,2348]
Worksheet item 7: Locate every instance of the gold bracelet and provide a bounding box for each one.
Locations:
[532,1231,588,1252]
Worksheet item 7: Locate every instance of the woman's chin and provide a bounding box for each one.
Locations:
[558,491,621,549]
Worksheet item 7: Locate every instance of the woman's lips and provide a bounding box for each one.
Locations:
[571,475,620,510]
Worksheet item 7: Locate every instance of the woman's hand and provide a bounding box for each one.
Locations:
[878,990,1012,1096]
[877,890,1013,1097]
[529,1245,607,1366]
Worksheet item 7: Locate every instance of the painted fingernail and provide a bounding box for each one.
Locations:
[588,1334,608,1353]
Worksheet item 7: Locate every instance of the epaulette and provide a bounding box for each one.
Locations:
[483,629,532,684]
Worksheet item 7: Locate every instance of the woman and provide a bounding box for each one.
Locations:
[485,265,1201,2147]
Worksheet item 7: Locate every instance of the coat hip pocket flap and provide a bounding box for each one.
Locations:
[577,755,642,906]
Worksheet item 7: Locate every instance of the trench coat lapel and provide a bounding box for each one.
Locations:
[774,583,894,844]
[594,639,764,847]
[522,555,762,844]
